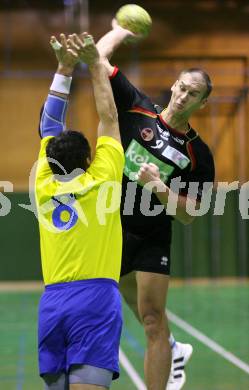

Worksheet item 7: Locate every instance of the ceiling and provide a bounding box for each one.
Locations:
[1,0,248,11]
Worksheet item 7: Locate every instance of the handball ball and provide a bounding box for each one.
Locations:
[116,4,152,37]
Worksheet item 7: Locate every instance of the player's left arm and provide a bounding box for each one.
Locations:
[136,163,196,224]
[39,34,78,138]
[137,151,215,225]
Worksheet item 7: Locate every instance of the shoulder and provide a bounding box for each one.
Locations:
[39,136,54,157]
[96,136,124,156]
[88,136,124,182]
[127,98,160,116]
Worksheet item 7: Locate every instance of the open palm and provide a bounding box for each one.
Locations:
[50,34,79,68]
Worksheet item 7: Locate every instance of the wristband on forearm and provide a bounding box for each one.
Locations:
[50,73,72,94]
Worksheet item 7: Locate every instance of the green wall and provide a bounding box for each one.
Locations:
[0,192,248,280]
[171,191,248,277]
[0,193,41,280]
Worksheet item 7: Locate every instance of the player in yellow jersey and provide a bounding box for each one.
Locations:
[36,33,124,390]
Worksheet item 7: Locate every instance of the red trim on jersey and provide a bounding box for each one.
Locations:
[159,114,191,137]
[186,141,196,171]
[128,106,157,118]
[109,66,119,79]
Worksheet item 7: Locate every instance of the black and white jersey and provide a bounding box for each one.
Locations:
[110,67,215,234]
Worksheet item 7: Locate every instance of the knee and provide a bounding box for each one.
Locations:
[141,310,164,341]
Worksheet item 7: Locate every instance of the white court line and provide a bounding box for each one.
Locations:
[167,309,249,375]
[119,348,146,390]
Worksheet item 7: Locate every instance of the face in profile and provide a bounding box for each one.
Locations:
[170,72,208,115]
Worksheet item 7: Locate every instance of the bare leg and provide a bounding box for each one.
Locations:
[120,271,171,390]
[120,271,139,319]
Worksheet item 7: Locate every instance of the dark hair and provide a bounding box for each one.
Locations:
[179,68,212,99]
[46,130,91,175]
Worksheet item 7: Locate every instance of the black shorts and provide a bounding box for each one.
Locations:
[121,226,172,277]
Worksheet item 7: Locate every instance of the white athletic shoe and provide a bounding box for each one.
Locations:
[166,342,193,390]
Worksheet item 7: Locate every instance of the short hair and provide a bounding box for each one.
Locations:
[46,130,91,175]
[179,68,212,99]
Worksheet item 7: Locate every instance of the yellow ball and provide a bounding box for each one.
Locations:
[116,4,152,37]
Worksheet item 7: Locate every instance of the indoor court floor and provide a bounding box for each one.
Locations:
[0,281,248,390]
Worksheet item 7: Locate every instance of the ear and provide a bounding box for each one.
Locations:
[171,79,178,92]
[200,98,208,109]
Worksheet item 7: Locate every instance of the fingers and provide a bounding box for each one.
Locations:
[67,33,95,52]
[50,32,98,67]
[111,18,118,29]
[67,34,81,51]
[51,32,95,52]
[137,163,148,180]
[80,33,95,48]
[67,48,78,58]
[148,162,159,171]
[139,162,158,171]
[50,36,56,45]
[83,35,94,47]
[136,163,160,181]
[73,33,85,47]
[79,32,94,46]
[80,32,88,40]
[50,33,80,68]
[59,33,67,51]
[50,36,62,51]
[139,164,148,173]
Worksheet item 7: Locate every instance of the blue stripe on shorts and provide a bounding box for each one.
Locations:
[38,278,122,380]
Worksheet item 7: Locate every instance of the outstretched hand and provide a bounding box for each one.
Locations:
[67,33,100,67]
[50,34,79,71]
[111,18,143,43]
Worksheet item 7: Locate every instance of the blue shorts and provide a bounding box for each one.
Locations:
[38,278,122,380]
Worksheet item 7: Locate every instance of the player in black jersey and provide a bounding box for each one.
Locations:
[95,25,214,390]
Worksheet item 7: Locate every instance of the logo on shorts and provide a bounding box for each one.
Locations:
[140,128,154,141]
[160,256,168,266]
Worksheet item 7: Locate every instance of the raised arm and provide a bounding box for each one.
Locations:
[96,20,136,76]
[68,33,120,142]
[39,34,78,138]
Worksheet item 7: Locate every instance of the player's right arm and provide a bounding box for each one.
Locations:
[96,20,133,76]
[66,33,124,182]
[69,33,120,142]
[36,35,79,185]
[39,34,78,139]
[90,59,120,142]
[96,23,145,112]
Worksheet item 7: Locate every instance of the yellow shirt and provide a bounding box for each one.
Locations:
[35,135,124,285]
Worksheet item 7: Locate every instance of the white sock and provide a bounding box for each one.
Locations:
[169,333,177,349]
